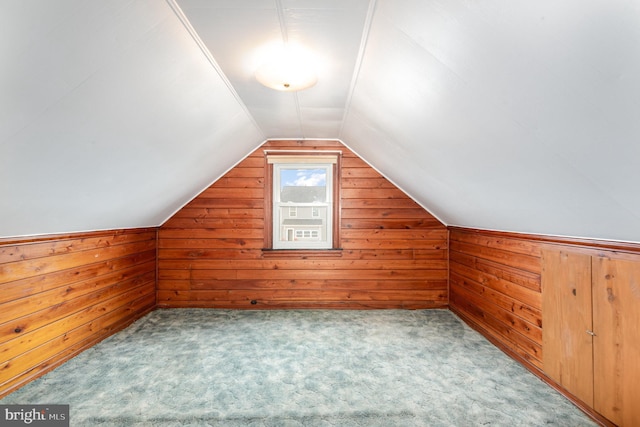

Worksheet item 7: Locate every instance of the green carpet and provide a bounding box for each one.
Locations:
[1,309,596,426]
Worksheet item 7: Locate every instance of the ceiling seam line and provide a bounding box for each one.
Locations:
[275,0,289,43]
[164,0,265,140]
[338,0,378,138]
[294,92,305,138]
[276,0,304,137]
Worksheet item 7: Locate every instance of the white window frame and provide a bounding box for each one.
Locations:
[268,154,338,250]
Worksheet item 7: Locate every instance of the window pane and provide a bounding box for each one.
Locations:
[279,168,326,203]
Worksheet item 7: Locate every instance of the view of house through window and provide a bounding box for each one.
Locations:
[269,155,337,249]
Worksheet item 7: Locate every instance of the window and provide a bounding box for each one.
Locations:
[265,152,341,250]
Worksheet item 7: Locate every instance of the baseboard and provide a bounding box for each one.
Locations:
[449,306,615,427]
[0,305,155,399]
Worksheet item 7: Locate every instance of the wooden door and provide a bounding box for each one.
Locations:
[542,249,594,406]
[592,256,640,426]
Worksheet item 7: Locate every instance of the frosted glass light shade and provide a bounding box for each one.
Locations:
[255,46,318,91]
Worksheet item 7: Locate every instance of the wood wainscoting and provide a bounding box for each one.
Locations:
[0,228,157,398]
[158,140,448,309]
[449,226,640,426]
[448,228,543,369]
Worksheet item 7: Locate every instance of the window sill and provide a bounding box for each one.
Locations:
[261,249,343,259]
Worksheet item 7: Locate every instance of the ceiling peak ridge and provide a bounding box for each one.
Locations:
[165,0,264,140]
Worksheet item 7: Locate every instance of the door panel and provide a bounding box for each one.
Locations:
[542,249,594,406]
[593,257,640,426]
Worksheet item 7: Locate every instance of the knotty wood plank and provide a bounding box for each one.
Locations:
[0,251,156,305]
[342,219,444,231]
[210,177,264,188]
[451,231,541,257]
[162,218,263,229]
[0,276,155,345]
[0,288,154,364]
[541,249,594,407]
[450,250,540,292]
[341,168,383,178]
[342,208,442,220]
[0,240,156,285]
[169,207,264,219]
[592,256,640,426]
[157,289,447,303]
[453,281,541,344]
[341,198,423,209]
[198,188,264,199]
[183,279,448,291]
[341,157,369,168]
[341,178,396,189]
[184,199,264,209]
[157,259,448,271]
[450,240,540,274]
[158,229,263,240]
[0,231,155,264]
[158,300,447,309]
[233,269,447,281]
[450,271,541,328]
[157,238,264,250]
[158,249,264,260]
[450,261,541,309]
[341,229,447,240]
[341,188,410,199]
[0,267,154,324]
[223,167,264,178]
[1,283,154,369]
[341,239,445,250]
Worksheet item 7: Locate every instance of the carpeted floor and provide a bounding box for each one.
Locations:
[1,309,596,426]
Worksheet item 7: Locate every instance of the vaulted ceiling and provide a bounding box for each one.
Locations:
[2,0,640,243]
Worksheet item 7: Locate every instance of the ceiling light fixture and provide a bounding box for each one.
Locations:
[255,44,318,92]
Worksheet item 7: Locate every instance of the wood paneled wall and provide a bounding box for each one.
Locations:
[449,227,640,404]
[158,140,448,309]
[449,227,640,426]
[0,228,156,398]
[449,228,544,369]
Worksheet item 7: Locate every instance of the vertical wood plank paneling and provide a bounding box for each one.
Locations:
[541,249,594,406]
[0,229,156,398]
[158,140,448,309]
[593,256,640,426]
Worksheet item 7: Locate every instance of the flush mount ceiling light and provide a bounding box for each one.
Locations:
[255,44,318,92]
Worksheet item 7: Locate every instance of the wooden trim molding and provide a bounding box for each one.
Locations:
[447,226,640,255]
[261,249,343,258]
[263,149,342,252]
[0,227,158,246]
[451,306,614,427]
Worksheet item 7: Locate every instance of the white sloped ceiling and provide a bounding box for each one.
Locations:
[0,0,263,238]
[2,0,640,243]
[342,0,640,243]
